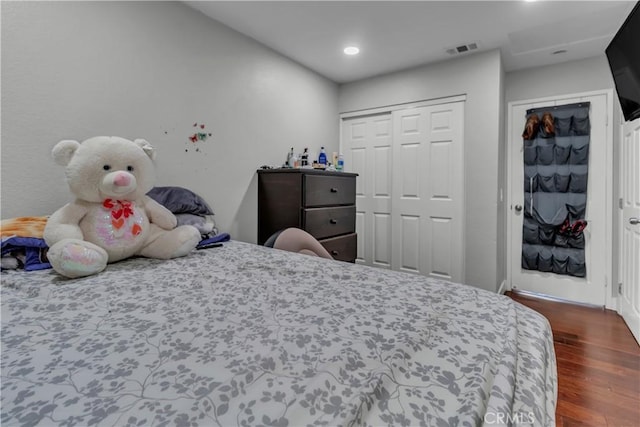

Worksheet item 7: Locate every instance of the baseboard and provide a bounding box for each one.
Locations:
[509,289,607,310]
[497,280,507,295]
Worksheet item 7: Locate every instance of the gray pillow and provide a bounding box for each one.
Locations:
[147,186,214,216]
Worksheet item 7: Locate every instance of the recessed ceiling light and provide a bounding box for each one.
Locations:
[344,46,360,56]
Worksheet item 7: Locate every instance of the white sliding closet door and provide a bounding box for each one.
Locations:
[342,113,393,267]
[392,103,464,281]
[341,99,464,282]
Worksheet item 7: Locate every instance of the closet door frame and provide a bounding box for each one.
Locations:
[340,95,466,280]
[340,95,466,120]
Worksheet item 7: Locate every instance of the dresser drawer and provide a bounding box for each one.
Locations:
[303,206,355,240]
[304,175,356,207]
[320,233,357,263]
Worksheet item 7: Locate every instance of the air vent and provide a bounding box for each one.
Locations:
[446,42,479,56]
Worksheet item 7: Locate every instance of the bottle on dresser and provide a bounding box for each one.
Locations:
[289,150,298,168]
[286,147,294,168]
[318,147,327,166]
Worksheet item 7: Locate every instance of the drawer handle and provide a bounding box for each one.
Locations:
[331,250,339,256]
[330,219,338,224]
[330,187,338,193]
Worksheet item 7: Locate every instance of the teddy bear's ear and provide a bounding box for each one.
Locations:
[134,138,156,161]
[52,140,80,166]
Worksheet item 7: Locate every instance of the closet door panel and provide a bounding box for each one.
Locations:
[400,214,420,273]
[343,117,369,264]
[373,213,391,267]
[342,113,392,268]
[372,116,393,269]
[352,148,366,197]
[374,146,391,198]
[399,112,421,135]
[355,211,365,263]
[392,103,464,281]
[399,143,421,198]
[426,104,463,280]
[429,141,453,199]
[393,107,425,272]
[428,216,453,279]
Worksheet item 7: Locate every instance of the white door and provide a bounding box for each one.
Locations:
[508,92,611,306]
[342,113,393,268]
[392,102,464,282]
[619,117,640,344]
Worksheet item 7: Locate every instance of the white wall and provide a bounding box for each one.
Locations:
[339,50,504,292]
[0,1,339,243]
[505,56,618,104]
[505,55,622,299]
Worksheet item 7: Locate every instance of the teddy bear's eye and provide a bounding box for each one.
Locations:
[103,165,111,171]
[127,166,134,172]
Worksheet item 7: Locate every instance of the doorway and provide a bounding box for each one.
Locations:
[507,91,613,307]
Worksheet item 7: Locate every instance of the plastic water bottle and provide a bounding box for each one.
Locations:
[286,147,294,168]
[337,153,344,171]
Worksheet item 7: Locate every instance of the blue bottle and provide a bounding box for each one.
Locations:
[318,147,327,165]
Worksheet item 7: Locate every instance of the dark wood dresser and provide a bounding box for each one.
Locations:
[257,168,358,262]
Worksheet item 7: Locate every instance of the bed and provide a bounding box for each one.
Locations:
[1,241,557,426]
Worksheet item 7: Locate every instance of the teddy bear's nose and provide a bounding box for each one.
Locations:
[113,172,131,187]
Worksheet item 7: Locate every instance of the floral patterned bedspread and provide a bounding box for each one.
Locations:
[1,241,556,426]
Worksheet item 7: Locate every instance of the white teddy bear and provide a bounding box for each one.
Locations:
[44,136,201,278]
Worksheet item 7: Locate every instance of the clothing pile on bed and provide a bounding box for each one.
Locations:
[146,186,230,248]
[146,186,218,238]
[1,216,51,271]
[1,186,223,272]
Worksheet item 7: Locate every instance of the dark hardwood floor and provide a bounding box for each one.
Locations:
[506,291,640,427]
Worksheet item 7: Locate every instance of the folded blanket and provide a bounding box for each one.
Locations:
[197,232,231,248]
[1,216,48,239]
[1,216,51,271]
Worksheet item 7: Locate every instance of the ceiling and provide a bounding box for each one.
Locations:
[185,1,636,84]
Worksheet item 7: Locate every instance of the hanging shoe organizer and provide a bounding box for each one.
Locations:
[521,102,590,278]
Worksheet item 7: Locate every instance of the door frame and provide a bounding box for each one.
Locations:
[339,94,466,280]
[618,116,640,343]
[506,90,615,309]
[339,94,467,119]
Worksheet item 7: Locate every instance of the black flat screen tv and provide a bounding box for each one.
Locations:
[606,1,640,122]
